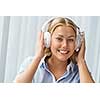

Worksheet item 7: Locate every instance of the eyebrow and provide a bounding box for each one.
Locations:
[57,34,75,38]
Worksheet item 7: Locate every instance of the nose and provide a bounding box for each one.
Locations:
[62,40,68,48]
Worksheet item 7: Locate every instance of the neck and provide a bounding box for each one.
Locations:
[47,56,68,80]
[47,55,67,70]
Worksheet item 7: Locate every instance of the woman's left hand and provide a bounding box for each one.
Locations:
[74,32,85,64]
[77,32,86,63]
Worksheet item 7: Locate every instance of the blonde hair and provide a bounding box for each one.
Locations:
[44,17,78,63]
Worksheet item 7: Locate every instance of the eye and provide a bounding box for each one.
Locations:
[56,37,63,41]
[67,39,74,42]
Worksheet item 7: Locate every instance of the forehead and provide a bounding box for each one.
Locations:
[52,25,76,36]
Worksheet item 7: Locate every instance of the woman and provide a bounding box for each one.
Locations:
[15,17,95,83]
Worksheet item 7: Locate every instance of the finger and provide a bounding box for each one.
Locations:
[80,34,86,58]
[38,32,42,40]
[38,32,43,42]
[81,34,85,51]
[39,32,45,48]
[41,32,44,41]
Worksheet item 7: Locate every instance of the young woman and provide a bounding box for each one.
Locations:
[15,17,95,83]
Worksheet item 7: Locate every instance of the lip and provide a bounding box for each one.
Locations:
[58,49,69,54]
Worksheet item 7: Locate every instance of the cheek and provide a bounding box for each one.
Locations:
[69,43,76,51]
[50,39,60,51]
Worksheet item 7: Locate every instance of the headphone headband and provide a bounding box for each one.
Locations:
[41,17,80,34]
[41,17,56,32]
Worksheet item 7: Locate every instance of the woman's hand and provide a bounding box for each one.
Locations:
[77,32,85,63]
[73,32,85,65]
[35,32,45,59]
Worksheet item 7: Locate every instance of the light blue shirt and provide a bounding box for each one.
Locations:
[18,56,80,83]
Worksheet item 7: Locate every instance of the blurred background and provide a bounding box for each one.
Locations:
[0,16,100,82]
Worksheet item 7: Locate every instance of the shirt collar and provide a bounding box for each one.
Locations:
[40,56,75,72]
[67,61,74,72]
[39,55,47,69]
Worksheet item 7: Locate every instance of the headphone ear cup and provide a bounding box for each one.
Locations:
[44,32,51,48]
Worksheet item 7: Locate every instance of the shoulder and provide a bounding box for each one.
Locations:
[18,56,46,74]
[21,56,34,67]
[18,56,34,74]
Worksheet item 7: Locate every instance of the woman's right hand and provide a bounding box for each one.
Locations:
[35,32,45,59]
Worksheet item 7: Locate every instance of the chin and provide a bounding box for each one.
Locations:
[57,53,73,62]
[56,55,69,62]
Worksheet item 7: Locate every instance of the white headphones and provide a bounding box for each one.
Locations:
[41,17,83,52]
[41,17,55,48]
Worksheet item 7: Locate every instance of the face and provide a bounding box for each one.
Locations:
[50,25,76,62]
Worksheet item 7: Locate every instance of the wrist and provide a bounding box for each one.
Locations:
[77,59,86,66]
[35,54,43,60]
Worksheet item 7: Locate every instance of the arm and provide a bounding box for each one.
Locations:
[77,33,95,83]
[78,59,95,83]
[15,32,45,83]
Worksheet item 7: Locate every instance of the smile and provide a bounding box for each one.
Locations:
[58,50,70,54]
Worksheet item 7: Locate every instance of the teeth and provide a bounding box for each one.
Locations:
[59,50,68,54]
